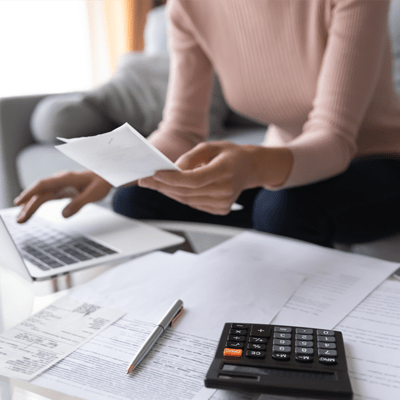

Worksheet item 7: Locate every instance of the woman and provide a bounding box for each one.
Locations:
[15,0,400,247]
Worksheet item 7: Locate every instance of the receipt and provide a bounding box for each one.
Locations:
[56,122,178,187]
[0,296,125,381]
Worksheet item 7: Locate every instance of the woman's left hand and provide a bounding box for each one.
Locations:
[138,141,256,215]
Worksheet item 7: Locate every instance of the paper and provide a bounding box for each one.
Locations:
[56,122,178,187]
[335,279,400,400]
[30,250,304,399]
[65,250,305,340]
[200,231,400,329]
[34,317,217,400]
[56,123,243,211]
[0,296,125,381]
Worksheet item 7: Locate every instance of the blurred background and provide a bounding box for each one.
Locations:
[0,0,162,97]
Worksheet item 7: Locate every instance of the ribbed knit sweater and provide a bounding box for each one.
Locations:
[149,0,400,189]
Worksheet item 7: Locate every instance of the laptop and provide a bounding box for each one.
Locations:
[0,200,184,281]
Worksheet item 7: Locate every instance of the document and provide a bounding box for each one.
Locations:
[201,232,400,329]
[56,122,178,187]
[56,123,243,210]
[34,316,217,400]
[30,250,304,399]
[0,296,125,381]
[336,279,400,400]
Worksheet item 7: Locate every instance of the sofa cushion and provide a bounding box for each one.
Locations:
[16,144,85,189]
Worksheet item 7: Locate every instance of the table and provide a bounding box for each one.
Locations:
[0,220,244,400]
[1,220,399,400]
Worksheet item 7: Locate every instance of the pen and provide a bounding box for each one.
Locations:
[126,299,184,374]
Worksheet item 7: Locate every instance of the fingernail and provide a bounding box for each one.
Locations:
[17,211,25,222]
[14,196,20,204]
[63,208,72,218]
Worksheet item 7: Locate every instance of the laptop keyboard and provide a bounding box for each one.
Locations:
[3,215,118,271]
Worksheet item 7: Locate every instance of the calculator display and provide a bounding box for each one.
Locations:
[205,323,353,399]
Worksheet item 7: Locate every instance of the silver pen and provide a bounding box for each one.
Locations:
[126,299,184,374]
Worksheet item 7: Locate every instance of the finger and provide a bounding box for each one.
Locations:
[140,177,232,199]
[161,191,233,215]
[153,157,229,189]
[17,193,55,223]
[62,178,110,218]
[175,143,219,171]
[14,173,80,205]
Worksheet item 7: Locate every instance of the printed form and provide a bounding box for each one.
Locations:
[30,250,304,400]
[200,231,400,328]
[0,296,125,381]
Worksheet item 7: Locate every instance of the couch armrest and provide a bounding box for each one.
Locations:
[0,94,50,208]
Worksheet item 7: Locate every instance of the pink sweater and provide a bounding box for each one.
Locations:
[150,0,400,189]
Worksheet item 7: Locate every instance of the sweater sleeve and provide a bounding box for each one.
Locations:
[148,0,214,162]
[278,0,391,189]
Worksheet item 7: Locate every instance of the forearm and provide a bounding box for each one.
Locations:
[244,145,293,189]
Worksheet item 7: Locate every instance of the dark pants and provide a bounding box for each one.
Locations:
[113,156,400,247]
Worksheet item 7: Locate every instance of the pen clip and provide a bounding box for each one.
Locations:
[170,306,184,328]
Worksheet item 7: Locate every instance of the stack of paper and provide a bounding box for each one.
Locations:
[2,231,400,400]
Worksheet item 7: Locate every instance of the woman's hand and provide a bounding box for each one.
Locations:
[139,141,258,215]
[14,171,113,223]
[139,141,292,215]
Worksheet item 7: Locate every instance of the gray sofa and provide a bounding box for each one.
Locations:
[2,3,400,264]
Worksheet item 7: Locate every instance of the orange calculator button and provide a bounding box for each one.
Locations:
[223,348,243,357]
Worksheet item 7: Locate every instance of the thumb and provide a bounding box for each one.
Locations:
[175,144,218,171]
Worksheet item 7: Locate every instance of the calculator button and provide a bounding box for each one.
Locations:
[318,349,337,357]
[272,345,291,353]
[296,328,313,334]
[232,323,250,329]
[319,357,337,365]
[295,347,314,355]
[248,343,266,350]
[223,348,242,357]
[246,350,266,358]
[295,355,313,363]
[295,334,313,341]
[274,326,292,333]
[226,341,244,349]
[273,339,291,346]
[250,325,271,338]
[295,341,313,347]
[317,329,335,336]
[317,336,336,342]
[249,337,267,344]
[317,342,336,349]
[272,353,290,361]
[229,329,247,335]
[273,333,291,339]
[228,335,246,342]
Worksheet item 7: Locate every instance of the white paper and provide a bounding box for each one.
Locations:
[68,250,305,339]
[56,122,178,187]
[201,231,400,329]
[0,296,125,381]
[56,123,244,211]
[335,279,400,400]
[34,316,217,400]
[30,250,304,399]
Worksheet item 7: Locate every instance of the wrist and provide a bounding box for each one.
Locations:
[245,145,293,189]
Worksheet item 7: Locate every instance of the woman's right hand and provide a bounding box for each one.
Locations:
[14,171,113,223]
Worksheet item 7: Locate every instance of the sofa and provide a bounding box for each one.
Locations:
[2,3,400,266]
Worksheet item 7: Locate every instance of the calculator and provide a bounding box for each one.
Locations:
[204,323,353,399]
